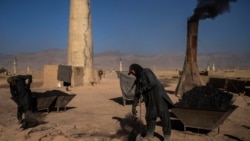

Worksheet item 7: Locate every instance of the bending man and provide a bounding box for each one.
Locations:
[7,75,32,124]
[128,63,174,141]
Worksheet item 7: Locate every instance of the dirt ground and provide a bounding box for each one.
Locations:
[0,72,249,141]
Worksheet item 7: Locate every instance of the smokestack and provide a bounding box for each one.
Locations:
[119,58,122,71]
[13,57,17,74]
[175,0,237,98]
[175,19,205,97]
[67,0,94,85]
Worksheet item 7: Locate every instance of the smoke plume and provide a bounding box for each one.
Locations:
[191,0,237,20]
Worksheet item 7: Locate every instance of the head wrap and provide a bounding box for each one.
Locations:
[7,77,14,84]
[128,64,143,77]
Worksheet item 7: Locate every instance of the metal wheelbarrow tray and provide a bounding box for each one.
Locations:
[172,86,238,133]
[55,94,76,112]
[33,90,76,112]
[116,71,136,106]
[171,105,238,132]
[36,95,57,112]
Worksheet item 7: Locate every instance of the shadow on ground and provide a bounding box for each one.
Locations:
[112,113,150,141]
[20,112,48,130]
[109,97,134,106]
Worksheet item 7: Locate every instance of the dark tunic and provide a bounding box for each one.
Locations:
[134,68,174,120]
[9,75,32,111]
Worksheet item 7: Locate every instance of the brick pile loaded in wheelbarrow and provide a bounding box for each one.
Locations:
[172,86,238,132]
[175,86,234,111]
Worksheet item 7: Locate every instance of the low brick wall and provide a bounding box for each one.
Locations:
[209,69,250,78]
[208,77,250,95]
[43,65,58,88]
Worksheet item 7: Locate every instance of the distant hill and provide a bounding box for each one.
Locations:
[0,49,249,73]
[0,49,67,72]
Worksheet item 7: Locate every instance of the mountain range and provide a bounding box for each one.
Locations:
[0,49,249,73]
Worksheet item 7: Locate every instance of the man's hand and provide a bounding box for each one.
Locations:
[139,94,144,103]
[132,106,137,116]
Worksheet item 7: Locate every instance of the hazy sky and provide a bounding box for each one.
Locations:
[0,0,249,55]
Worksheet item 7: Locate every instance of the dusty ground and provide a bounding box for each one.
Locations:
[0,72,249,141]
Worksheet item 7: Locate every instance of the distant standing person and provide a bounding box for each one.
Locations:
[7,75,33,125]
[98,69,104,80]
[128,63,174,141]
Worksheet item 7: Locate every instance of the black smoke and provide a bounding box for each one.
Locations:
[191,0,237,20]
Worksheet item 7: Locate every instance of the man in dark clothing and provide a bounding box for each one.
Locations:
[128,64,174,141]
[7,75,32,124]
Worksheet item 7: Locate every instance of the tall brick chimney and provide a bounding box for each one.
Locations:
[175,19,205,97]
[67,0,94,85]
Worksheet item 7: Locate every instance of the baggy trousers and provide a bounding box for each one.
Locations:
[146,103,171,136]
[13,90,31,121]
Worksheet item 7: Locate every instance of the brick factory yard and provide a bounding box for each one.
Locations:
[0,71,249,141]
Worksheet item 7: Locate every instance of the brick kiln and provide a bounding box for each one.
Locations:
[172,0,238,133]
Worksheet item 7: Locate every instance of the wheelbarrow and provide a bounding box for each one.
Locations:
[172,86,238,133]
